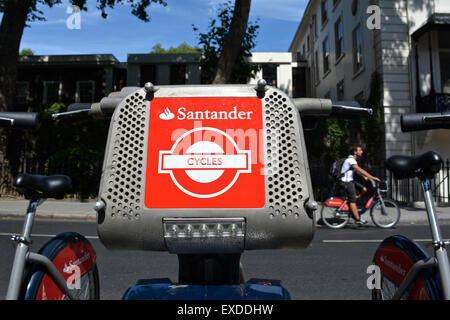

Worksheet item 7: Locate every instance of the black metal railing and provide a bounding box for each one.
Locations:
[417,93,450,113]
[310,159,450,206]
[388,158,450,206]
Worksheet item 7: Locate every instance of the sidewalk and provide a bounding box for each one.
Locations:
[0,199,97,221]
[1,199,450,225]
[315,204,450,225]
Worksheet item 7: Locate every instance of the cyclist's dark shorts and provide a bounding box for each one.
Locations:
[340,181,364,203]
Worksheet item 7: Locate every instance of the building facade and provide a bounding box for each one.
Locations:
[17,54,126,108]
[289,0,450,161]
[17,52,295,107]
[126,53,202,87]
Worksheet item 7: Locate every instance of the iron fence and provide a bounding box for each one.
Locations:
[309,159,450,206]
[388,158,450,206]
[0,161,19,197]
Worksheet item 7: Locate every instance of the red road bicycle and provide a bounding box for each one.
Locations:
[320,179,401,229]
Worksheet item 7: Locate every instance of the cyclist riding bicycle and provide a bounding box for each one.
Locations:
[340,145,381,225]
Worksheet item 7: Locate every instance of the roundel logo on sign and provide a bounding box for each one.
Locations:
[145,97,265,209]
[159,127,251,198]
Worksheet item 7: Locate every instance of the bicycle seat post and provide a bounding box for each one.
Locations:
[421,177,450,299]
[6,198,42,300]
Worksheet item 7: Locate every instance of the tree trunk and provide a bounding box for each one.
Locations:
[212,0,251,84]
[0,0,32,177]
[0,0,31,112]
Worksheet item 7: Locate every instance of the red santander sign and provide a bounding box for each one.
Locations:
[145,97,265,209]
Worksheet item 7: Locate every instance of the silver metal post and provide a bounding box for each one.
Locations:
[6,200,39,300]
[422,179,450,299]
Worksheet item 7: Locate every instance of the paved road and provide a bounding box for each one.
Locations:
[1,218,449,300]
[2,199,450,225]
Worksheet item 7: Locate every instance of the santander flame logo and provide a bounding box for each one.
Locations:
[159,107,175,120]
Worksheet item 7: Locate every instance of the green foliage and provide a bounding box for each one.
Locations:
[27,103,109,199]
[150,42,201,54]
[95,0,167,21]
[0,0,167,23]
[361,71,385,164]
[305,71,385,167]
[44,143,100,199]
[193,0,260,84]
[19,48,35,56]
[0,0,168,197]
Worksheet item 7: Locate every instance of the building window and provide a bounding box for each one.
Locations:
[262,64,278,87]
[315,51,320,84]
[352,0,358,16]
[337,80,344,101]
[321,0,328,26]
[16,82,29,106]
[439,31,450,94]
[312,14,318,38]
[140,64,156,87]
[43,81,62,104]
[440,53,450,94]
[335,18,344,60]
[355,91,365,106]
[353,24,363,73]
[323,37,330,74]
[170,64,186,85]
[76,81,95,103]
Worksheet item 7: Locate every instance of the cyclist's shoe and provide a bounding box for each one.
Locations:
[356,218,368,225]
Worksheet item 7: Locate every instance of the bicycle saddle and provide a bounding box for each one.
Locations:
[14,173,72,199]
[385,151,443,180]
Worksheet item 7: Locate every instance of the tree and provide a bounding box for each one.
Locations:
[0,0,167,180]
[19,48,34,56]
[213,0,252,84]
[0,0,167,112]
[150,42,201,54]
[194,0,259,84]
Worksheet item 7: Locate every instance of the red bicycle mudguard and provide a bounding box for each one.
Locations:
[324,197,349,211]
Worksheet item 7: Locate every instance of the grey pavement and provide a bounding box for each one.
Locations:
[314,203,450,225]
[0,199,97,221]
[0,198,450,225]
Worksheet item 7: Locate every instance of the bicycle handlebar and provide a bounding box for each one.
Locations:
[0,112,38,129]
[52,87,141,120]
[331,103,373,116]
[401,112,450,132]
[53,87,373,121]
[293,98,373,117]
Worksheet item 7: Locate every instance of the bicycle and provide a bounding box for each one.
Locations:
[371,113,450,300]
[47,83,373,300]
[320,179,401,229]
[371,151,450,299]
[3,112,100,300]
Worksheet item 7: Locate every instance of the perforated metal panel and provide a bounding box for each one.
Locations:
[263,91,310,220]
[96,85,314,252]
[102,90,147,221]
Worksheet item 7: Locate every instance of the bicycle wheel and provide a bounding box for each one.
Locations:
[370,199,401,229]
[372,235,441,300]
[21,232,99,300]
[320,198,350,229]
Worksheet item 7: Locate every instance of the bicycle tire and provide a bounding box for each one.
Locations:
[372,235,441,300]
[370,199,401,229]
[320,198,350,229]
[20,232,100,300]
